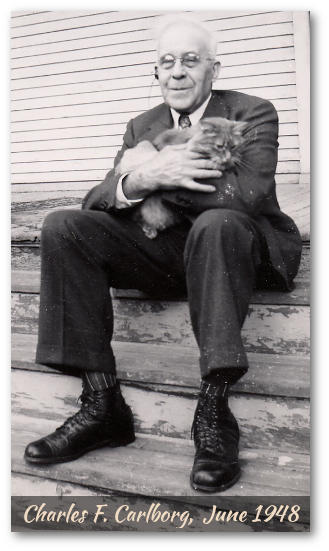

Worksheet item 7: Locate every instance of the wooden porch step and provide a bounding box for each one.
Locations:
[12,369,310,456]
[12,423,310,499]
[12,333,310,399]
[12,368,310,499]
[11,290,310,357]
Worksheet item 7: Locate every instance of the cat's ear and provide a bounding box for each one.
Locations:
[229,121,248,146]
[232,121,248,136]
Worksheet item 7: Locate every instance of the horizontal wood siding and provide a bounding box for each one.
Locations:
[11,10,301,195]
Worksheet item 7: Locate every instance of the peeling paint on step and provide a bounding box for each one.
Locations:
[278,456,294,466]
[11,294,310,356]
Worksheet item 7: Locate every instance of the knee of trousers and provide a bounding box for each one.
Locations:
[187,209,254,244]
[41,209,87,242]
[184,209,261,270]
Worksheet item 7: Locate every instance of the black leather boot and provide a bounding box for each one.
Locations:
[24,382,135,464]
[190,380,240,492]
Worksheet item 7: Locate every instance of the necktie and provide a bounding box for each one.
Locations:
[178,114,192,129]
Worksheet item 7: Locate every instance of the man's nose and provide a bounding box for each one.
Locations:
[171,59,186,78]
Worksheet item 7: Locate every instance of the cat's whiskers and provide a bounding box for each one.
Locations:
[233,158,255,172]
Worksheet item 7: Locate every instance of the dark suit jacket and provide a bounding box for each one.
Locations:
[82,90,302,290]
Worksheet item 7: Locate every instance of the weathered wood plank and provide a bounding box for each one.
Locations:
[12,24,294,72]
[11,167,300,190]
[13,402,309,495]
[9,172,111,186]
[11,333,310,399]
[11,291,310,356]
[12,74,296,117]
[12,430,310,504]
[276,184,310,239]
[11,193,88,206]
[11,47,296,94]
[14,125,299,158]
[11,84,297,125]
[11,60,296,102]
[11,160,301,181]
[12,416,310,499]
[11,142,300,165]
[12,35,294,78]
[11,11,292,42]
[11,11,292,45]
[11,102,297,137]
[11,369,310,454]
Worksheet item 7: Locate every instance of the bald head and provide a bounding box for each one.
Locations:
[157,19,217,60]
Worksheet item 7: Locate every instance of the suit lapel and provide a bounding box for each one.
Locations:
[201,90,229,120]
[139,104,173,142]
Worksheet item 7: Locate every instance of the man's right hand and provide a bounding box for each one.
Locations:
[122,143,222,201]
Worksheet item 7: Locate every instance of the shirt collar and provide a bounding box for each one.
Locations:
[170,93,212,129]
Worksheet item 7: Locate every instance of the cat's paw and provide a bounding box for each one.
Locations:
[142,226,158,239]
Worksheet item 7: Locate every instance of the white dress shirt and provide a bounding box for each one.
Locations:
[115,93,212,208]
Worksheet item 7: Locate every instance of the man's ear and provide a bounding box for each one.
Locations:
[212,61,221,82]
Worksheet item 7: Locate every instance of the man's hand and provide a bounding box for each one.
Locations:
[116,141,159,176]
[122,143,222,200]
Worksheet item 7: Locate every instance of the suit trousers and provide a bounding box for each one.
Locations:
[36,207,267,382]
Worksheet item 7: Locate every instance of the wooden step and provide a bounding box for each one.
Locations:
[12,368,310,501]
[12,369,310,455]
[12,333,310,399]
[11,290,310,357]
[12,422,310,499]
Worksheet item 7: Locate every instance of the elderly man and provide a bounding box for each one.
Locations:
[24,20,301,493]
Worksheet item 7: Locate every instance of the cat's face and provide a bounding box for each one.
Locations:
[193,118,247,168]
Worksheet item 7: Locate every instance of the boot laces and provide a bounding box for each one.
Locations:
[191,382,234,452]
[56,392,98,434]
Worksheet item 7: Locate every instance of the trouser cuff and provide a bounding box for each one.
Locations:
[36,344,116,375]
[199,348,248,384]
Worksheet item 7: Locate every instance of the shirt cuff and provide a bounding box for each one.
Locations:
[115,174,144,209]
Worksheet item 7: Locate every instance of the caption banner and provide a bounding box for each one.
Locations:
[12,495,310,532]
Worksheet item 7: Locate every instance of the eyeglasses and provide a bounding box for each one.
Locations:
[158,53,214,70]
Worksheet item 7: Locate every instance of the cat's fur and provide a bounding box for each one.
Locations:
[119,117,248,239]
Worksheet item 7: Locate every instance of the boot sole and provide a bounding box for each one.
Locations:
[24,434,136,465]
[189,467,241,493]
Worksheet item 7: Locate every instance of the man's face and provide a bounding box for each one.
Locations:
[157,24,219,114]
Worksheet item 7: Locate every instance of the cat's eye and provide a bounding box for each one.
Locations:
[159,53,213,70]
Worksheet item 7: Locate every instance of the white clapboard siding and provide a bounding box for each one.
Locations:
[11,10,307,195]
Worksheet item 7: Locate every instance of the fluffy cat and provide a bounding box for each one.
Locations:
[117,117,248,239]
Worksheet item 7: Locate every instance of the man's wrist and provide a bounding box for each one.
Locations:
[122,170,155,200]
[116,174,144,206]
